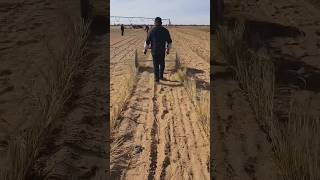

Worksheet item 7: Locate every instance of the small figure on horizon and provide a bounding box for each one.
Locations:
[121,24,124,36]
[144,17,172,84]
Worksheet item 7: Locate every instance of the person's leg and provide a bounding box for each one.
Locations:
[159,55,165,79]
[153,56,160,82]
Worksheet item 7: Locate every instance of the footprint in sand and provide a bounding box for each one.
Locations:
[0,69,12,77]
[244,157,257,178]
[0,86,14,96]
[0,69,14,96]
[134,145,144,155]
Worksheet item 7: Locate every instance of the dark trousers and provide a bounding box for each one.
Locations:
[152,54,165,81]
[121,30,124,36]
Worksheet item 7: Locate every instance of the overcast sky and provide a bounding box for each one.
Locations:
[110,0,210,25]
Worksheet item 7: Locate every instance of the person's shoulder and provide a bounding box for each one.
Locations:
[161,26,170,32]
[149,27,156,33]
[150,26,160,32]
[148,27,157,36]
[161,26,168,30]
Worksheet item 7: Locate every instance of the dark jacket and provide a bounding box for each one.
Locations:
[146,26,172,56]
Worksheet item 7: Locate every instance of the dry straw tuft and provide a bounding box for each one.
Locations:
[176,53,210,137]
[216,21,320,179]
[0,17,90,180]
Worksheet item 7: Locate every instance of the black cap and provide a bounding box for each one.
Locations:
[155,17,162,24]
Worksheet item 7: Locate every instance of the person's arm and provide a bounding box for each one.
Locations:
[144,31,152,54]
[166,30,172,55]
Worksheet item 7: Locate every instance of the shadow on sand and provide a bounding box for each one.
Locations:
[90,15,108,36]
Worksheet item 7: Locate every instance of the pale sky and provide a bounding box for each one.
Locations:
[110,0,210,25]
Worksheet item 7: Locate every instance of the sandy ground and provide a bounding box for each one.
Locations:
[0,0,61,167]
[0,0,108,179]
[110,27,210,179]
[213,0,320,179]
[212,57,277,180]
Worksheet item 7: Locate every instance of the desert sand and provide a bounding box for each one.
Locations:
[110,27,210,180]
[213,0,320,179]
[0,0,108,179]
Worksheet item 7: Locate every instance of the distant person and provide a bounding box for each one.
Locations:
[145,25,149,33]
[121,24,124,36]
[144,17,172,83]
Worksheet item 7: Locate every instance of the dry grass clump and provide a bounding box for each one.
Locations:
[216,21,320,179]
[270,98,320,180]
[0,16,90,179]
[216,22,275,128]
[216,23,245,71]
[110,134,136,177]
[197,91,210,135]
[110,50,139,176]
[235,52,275,129]
[176,53,210,136]
[110,50,138,130]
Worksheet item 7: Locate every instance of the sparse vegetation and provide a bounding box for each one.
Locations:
[271,97,320,180]
[176,54,210,136]
[0,16,90,179]
[110,50,138,176]
[110,50,138,130]
[110,27,210,179]
[216,21,320,179]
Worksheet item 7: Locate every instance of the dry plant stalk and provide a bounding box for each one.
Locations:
[110,50,138,130]
[176,53,210,137]
[110,50,139,176]
[236,51,275,129]
[0,17,90,180]
[270,98,320,180]
[216,22,275,128]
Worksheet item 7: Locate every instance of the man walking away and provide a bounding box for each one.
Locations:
[121,24,124,36]
[145,25,149,33]
[144,17,172,83]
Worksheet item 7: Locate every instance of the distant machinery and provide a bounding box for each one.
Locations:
[110,16,172,27]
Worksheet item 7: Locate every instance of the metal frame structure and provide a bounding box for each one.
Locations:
[110,16,171,25]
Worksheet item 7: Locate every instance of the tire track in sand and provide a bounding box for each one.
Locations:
[147,83,160,180]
